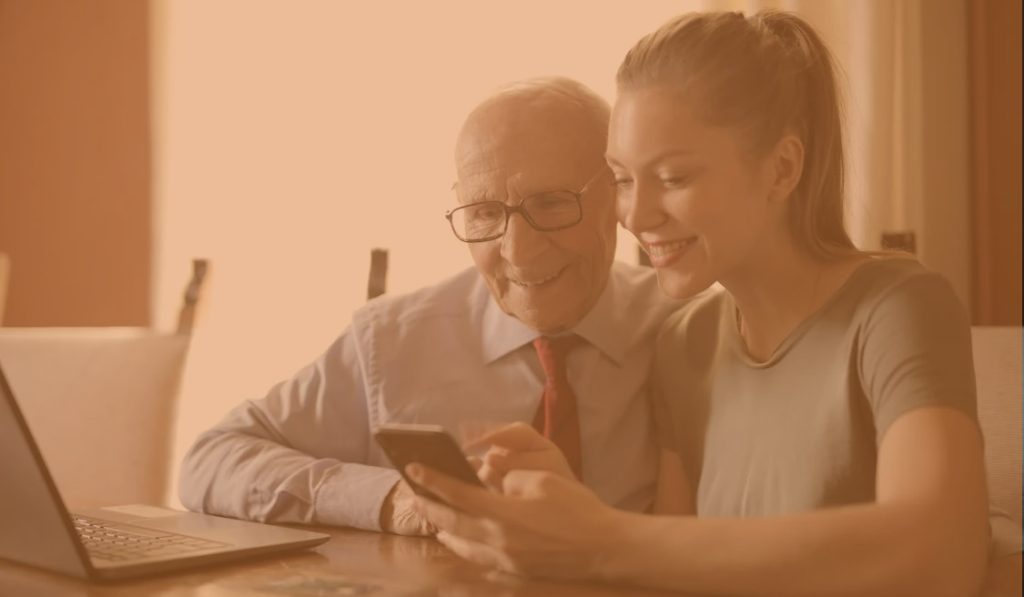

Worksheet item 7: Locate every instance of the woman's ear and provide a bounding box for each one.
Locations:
[767,133,805,202]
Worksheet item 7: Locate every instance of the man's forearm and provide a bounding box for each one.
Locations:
[602,502,988,597]
[178,429,401,531]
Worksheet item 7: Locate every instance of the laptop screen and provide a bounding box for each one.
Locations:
[0,364,91,579]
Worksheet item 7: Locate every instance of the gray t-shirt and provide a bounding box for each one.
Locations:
[652,257,1022,557]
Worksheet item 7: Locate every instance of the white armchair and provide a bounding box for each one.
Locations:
[972,326,1023,527]
[0,260,209,510]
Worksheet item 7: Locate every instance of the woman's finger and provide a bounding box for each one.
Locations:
[489,449,574,479]
[435,530,505,570]
[475,461,507,492]
[412,495,502,547]
[500,468,566,498]
[411,494,461,531]
[463,421,551,452]
[408,464,513,529]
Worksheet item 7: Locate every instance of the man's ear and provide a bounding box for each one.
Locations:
[767,133,804,203]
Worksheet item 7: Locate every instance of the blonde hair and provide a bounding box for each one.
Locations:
[617,10,858,259]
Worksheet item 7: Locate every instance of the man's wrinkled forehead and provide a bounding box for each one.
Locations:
[453,160,520,204]
[455,97,537,166]
[455,98,604,194]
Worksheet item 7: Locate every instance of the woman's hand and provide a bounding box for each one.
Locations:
[464,422,577,491]
[407,462,628,581]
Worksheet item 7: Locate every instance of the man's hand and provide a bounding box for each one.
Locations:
[465,422,576,491]
[379,479,437,536]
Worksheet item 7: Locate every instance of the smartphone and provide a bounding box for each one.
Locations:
[373,423,485,502]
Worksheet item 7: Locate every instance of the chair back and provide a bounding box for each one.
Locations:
[0,261,208,509]
[0,330,190,508]
[367,248,388,301]
[971,326,1023,524]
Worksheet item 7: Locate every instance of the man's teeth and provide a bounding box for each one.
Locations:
[512,272,561,287]
[648,239,694,257]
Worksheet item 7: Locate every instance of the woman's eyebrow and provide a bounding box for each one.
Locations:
[606,149,697,168]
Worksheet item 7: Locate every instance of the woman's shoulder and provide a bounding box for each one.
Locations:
[656,284,732,352]
[848,254,941,287]
[837,256,968,322]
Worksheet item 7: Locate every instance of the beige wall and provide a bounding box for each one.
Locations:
[0,0,152,327]
[971,0,1023,325]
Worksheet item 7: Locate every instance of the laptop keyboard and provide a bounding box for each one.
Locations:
[73,515,229,562]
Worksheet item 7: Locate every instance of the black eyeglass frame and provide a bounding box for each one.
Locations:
[445,167,608,243]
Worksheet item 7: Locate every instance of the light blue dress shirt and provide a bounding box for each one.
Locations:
[178,261,684,531]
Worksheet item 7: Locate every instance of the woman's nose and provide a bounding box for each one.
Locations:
[616,182,665,234]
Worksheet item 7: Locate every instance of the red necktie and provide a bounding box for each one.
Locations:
[532,335,585,481]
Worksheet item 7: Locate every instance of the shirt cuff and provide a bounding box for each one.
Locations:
[313,464,402,532]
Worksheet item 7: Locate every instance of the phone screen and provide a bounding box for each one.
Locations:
[373,424,484,502]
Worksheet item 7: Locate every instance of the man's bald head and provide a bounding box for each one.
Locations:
[451,77,617,335]
[456,76,611,168]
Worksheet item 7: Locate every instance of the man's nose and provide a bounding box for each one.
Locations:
[617,182,665,235]
[500,213,549,265]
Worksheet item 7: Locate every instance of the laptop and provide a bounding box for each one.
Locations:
[0,363,329,581]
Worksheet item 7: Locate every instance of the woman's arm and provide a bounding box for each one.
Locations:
[467,425,696,516]
[462,422,578,490]
[652,449,694,515]
[607,406,990,597]
[412,405,990,597]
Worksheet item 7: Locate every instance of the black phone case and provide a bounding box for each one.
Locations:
[374,428,484,502]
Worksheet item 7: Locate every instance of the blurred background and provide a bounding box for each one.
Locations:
[0,0,1021,505]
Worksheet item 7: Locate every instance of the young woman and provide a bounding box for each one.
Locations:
[408,10,1014,597]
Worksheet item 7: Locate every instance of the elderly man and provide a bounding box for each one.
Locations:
[177,76,682,535]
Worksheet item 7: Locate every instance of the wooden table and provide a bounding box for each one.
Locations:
[0,525,682,597]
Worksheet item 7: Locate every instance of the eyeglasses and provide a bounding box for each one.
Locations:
[445,168,607,243]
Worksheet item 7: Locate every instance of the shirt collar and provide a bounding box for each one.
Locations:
[480,268,628,366]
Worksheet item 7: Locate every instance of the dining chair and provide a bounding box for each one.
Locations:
[0,260,210,510]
